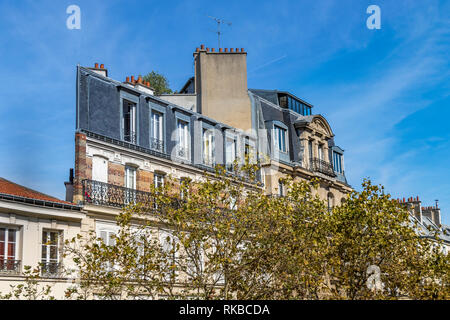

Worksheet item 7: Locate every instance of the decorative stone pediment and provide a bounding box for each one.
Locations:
[294,115,334,138]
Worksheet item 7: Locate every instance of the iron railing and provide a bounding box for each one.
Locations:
[150,138,164,153]
[124,130,137,144]
[0,259,21,274]
[309,158,336,177]
[40,262,63,277]
[82,179,180,210]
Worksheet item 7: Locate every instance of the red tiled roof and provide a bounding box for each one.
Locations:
[0,177,73,205]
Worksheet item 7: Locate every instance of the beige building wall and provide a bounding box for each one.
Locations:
[194,46,252,132]
[0,201,85,299]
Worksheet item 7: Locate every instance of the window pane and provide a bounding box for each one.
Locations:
[8,230,15,243]
[50,245,58,259]
[50,232,58,245]
[42,245,47,260]
[7,242,15,259]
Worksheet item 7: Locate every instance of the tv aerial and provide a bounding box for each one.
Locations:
[208,16,232,48]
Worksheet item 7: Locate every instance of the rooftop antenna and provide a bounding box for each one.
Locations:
[208,16,232,48]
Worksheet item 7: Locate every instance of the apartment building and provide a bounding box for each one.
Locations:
[161,45,351,206]
[399,197,450,254]
[0,177,83,297]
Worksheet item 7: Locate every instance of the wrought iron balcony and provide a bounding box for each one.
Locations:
[82,179,180,211]
[150,138,164,153]
[0,259,21,274]
[40,262,63,278]
[309,158,336,177]
[123,130,137,144]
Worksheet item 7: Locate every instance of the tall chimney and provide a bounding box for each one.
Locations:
[193,45,251,131]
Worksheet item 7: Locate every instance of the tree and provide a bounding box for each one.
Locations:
[142,71,172,95]
[61,165,449,300]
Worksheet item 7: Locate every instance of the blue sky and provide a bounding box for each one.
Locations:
[0,0,449,223]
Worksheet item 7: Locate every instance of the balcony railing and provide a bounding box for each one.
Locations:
[150,138,164,153]
[309,158,336,177]
[40,262,63,278]
[123,130,137,144]
[82,179,180,210]
[0,259,21,274]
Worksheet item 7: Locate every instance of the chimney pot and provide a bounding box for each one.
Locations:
[200,44,205,50]
[219,48,223,53]
[236,48,239,52]
[403,198,405,202]
[131,76,135,82]
[137,76,142,84]
[95,63,99,69]
[100,64,104,69]
[206,47,210,52]
[241,48,244,52]
[126,76,130,82]
[211,48,215,52]
[196,47,200,52]
[225,48,228,52]
[230,48,234,52]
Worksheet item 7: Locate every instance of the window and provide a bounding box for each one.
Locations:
[225,136,237,171]
[308,140,313,160]
[177,119,189,159]
[278,180,284,197]
[125,166,136,189]
[125,166,137,205]
[41,231,60,276]
[154,173,164,189]
[97,224,118,272]
[327,193,335,211]
[122,100,137,143]
[274,125,287,153]
[151,111,164,152]
[99,230,116,246]
[180,177,190,200]
[333,152,343,174]
[244,138,255,163]
[92,156,108,204]
[318,145,324,160]
[0,228,19,273]
[159,230,179,281]
[203,129,215,166]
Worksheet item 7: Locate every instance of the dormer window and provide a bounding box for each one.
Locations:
[122,100,137,144]
[333,152,343,174]
[274,125,287,153]
[203,129,215,167]
[177,119,190,159]
[150,110,164,152]
[225,136,237,171]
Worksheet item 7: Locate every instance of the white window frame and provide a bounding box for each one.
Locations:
[177,119,190,160]
[203,128,215,166]
[225,135,237,171]
[274,125,287,153]
[159,229,179,281]
[41,230,61,275]
[121,99,137,144]
[0,227,19,270]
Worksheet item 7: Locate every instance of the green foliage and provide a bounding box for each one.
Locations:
[61,162,449,300]
[0,265,55,300]
[142,71,172,95]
